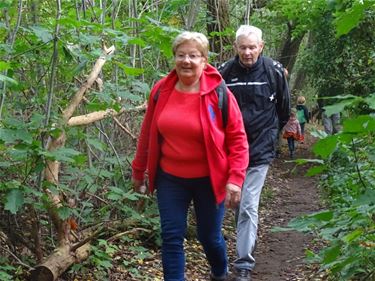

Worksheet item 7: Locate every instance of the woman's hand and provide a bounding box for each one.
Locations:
[132,178,147,194]
[224,183,241,209]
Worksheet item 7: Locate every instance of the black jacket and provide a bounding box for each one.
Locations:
[219,55,290,166]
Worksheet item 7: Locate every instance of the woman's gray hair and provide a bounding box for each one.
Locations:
[235,25,263,43]
[172,31,209,58]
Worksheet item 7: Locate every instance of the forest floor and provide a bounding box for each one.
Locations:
[99,125,328,281]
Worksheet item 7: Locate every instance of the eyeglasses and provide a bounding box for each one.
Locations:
[175,53,203,62]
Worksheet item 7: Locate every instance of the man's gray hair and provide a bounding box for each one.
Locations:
[235,25,263,43]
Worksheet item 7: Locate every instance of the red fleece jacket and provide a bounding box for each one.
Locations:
[131,64,249,204]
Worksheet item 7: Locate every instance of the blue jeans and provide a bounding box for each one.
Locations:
[156,169,227,281]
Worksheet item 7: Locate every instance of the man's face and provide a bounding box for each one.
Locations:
[235,33,264,67]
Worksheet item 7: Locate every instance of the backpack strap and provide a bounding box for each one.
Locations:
[153,83,163,103]
[216,80,228,128]
[262,57,277,97]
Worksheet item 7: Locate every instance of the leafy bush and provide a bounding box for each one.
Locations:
[279,95,375,281]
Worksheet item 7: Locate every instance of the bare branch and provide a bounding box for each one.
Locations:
[62,45,115,122]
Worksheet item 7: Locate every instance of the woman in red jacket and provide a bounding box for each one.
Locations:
[131,31,249,281]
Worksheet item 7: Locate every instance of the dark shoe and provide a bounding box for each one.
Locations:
[234,269,251,281]
[210,272,227,281]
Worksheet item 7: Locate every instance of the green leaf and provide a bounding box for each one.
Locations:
[323,99,355,116]
[57,207,72,220]
[4,189,24,214]
[42,147,82,163]
[306,164,327,176]
[0,74,18,85]
[364,94,375,110]
[354,189,375,206]
[322,244,341,264]
[0,128,33,144]
[115,62,145,76]
[311,210,334,221]
[0,61,10,71]
[87,138,106,151]
[312,136,338,159]
[30,25,53,43]
[342,115,375,133]
[335,2,365,37]
[342,229,363,243]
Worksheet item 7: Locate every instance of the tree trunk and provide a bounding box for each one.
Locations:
[206,0,233,63]
[291,32,312,94]
[277,22,305,73]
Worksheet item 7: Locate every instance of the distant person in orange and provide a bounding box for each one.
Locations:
[131,31,249,281]
[282,108,302,158]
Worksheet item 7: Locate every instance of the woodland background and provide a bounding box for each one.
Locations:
[0,0,374,280]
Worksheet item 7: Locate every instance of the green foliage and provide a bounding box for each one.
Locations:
[0,259,15,281]
[301,3,375,105]
[1,0,373,279]
[278,95,375,280]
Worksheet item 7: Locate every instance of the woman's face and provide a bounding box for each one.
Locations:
[174,41,207,85]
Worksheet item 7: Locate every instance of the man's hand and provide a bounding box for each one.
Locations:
[132,178,147,194]
[224,183,241,209]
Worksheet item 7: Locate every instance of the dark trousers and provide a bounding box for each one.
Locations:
[287,137,295,156]
[156,169,227,281]
[300,122,305,135]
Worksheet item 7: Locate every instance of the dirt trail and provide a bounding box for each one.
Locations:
[249,143,322,281]
[212,131,322,281]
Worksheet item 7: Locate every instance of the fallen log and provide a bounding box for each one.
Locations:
[30,243,90,281]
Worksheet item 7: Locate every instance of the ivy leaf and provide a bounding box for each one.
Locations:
[5,189,24,214]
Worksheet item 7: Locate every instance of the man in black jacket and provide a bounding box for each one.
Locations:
[219,25,290,281]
